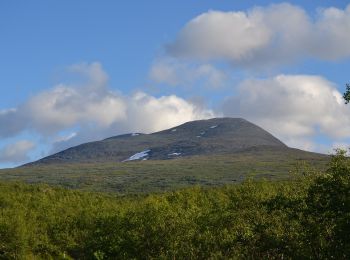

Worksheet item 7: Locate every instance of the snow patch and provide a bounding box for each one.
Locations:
[123,149,150,162]
[210,125,218,129]
[200,131,205,135]
[131,133,140,136]
[171,129,177,132]
[168,152,181,156]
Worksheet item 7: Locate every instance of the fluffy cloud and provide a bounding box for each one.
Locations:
[121,92,214,132]
[166,3,350,66]
[0,62,215,157]
[0,141,35,163]
[50,91,215,153]
[150,58,227,88]
[222,74,350,149]
[0,63,126,136]
[167,8,272,61]
[313,6,350,60]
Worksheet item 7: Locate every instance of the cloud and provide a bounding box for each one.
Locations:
[0,62,215,157]
[150,59,180,86]
[222,74,350,150]
[0,141,35,163]
[0,109,26,138]
[122,92,215,132]
[0,62,124,137]
[313,6,350,60]
[68,62,109,91]
[166,3,350,67]
[167,8,272,61]
[149,58,227,88]
[50,91,215,153]
[330,142,350,152]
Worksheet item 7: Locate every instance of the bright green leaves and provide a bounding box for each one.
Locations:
[0,153,349,259]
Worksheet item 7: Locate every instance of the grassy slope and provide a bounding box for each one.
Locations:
[0,147,328,194]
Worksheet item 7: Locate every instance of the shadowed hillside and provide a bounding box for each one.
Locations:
[0,117,329,193]
[26,118,287,165]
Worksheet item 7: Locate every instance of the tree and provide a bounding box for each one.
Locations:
[344,83,350,104]
[305,149,350,258]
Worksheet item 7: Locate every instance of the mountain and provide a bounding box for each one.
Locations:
[26,118,288,165]
[0,117,329,193]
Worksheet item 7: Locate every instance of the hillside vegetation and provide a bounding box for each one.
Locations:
[0,151,349,259]
[0,148,328,193]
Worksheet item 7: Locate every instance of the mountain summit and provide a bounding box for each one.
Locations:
[27,118,287,165]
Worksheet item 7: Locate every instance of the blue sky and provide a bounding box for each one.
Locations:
[1,0,350,168]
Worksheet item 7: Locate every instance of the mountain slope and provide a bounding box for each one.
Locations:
[27,118,287,165]
[1,117,329,193]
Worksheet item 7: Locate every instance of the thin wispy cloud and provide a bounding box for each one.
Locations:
[0,141,35,164]
[150,58,227,88]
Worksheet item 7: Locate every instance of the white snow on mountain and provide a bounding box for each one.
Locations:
[123,149,150,162]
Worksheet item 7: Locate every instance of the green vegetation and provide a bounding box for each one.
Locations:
[344,82,350,104]
[0,148,328,193]
[0,151,348,259]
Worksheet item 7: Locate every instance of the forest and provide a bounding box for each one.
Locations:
[0,150,349,259]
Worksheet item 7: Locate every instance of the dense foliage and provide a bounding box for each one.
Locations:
[344,82,350,104]
[0,151,349,259]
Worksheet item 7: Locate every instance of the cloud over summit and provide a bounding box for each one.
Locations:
[0,62,215,163]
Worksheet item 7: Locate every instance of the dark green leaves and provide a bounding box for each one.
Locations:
[0,153,349,259]
[344,83,350,104]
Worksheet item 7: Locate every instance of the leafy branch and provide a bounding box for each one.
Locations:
[344,83,350,104]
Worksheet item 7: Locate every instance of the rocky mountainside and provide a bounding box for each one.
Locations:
[26,118,288,165]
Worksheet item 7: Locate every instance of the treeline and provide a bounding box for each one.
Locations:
[0,151,349,259]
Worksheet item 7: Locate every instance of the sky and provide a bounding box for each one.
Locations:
[1,0,350,168]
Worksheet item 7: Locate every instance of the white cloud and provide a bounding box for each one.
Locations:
[28,62,126,133]
[167,8,272,61]
[0,62,215,158]
[0,108,26,138]
[0,62,126,137]
[330,142,349,152]
[68,62,109,91]
[195,64,227,88]
[166,3,350,66]
[123,91,214,132]
[312,6,350,60]
[50,91,215,153]
[150,59,180,86]
[150,58,227,88]
[222,74,350,149]
[0,141,35,163]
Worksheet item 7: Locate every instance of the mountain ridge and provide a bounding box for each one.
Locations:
[25,117,290,166]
